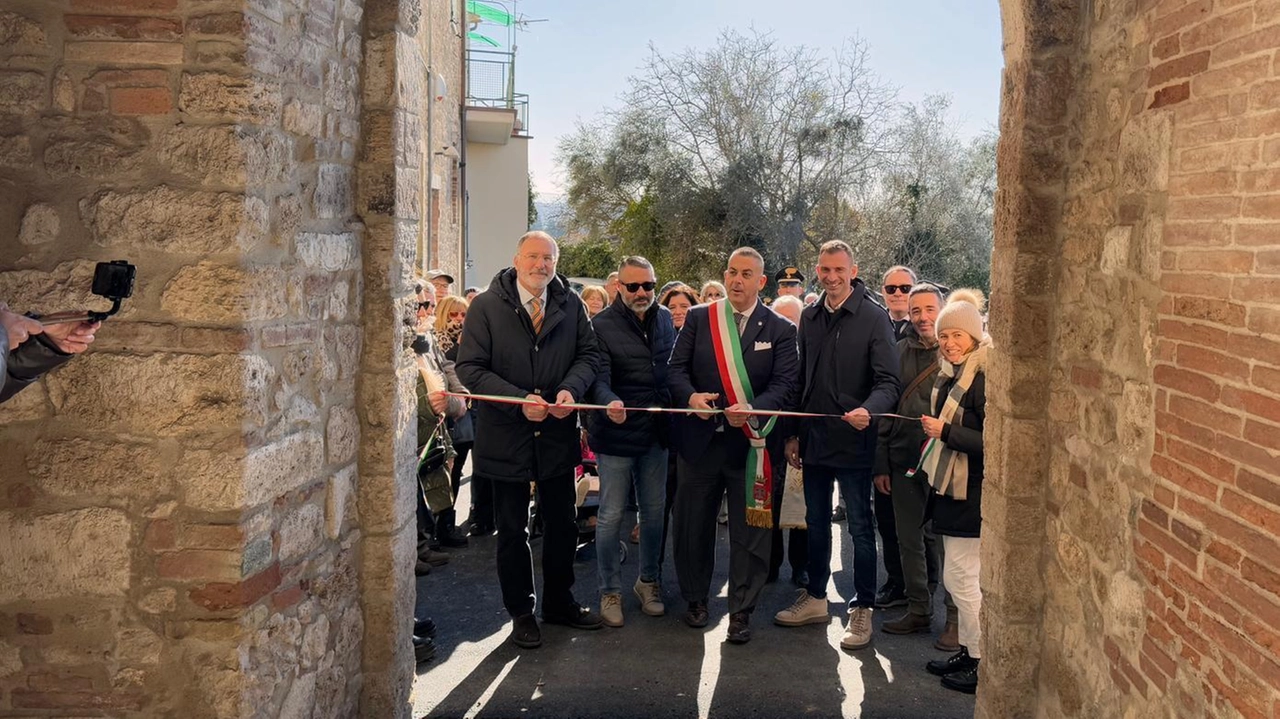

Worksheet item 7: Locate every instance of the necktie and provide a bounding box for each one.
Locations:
[734,311,746,336]
[529,297,543,334]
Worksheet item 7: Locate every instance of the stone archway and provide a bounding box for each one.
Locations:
[1,0,1278,717]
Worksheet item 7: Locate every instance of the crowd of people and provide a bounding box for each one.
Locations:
[410,231,989,695]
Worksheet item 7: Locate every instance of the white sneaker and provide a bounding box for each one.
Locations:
[634,578,665,617]
[575,476,591,507]
[600,593,623,627]
[841,606,873,650]
[774,589,829,626]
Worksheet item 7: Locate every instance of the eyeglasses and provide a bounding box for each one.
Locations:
[623,281,657,292]
[883,285,914,295]
[417,301,434,311]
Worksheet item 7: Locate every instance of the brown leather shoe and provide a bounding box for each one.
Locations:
[684,601,709,628]
[935,621,960,651]
[882,611,932,635]
[726,611,751,644]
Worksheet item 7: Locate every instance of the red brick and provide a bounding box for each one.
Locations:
[1240,557,1280,599]
[64,14,182,40]
[1151,82,1191,109]
[1175,345,1251,383]
[143,519,175,551]
[1169,170,1239,195]
[1157,410,1220,451]
[1164,220,1232,246]
[1139,518,1200,570]
[1176,92,1245,123]
[1246,305,1280,336]
[1254,365,1280,394]
[1191,55,1274,95]
[187,12,247,36]
[1154,445,1226,497]
[1154,481,1178,510]
[1175,248,1254,272]
[155,549,240,581]
[1171,517,1204,549]
[1256,250,1280,273]
[1251,79,1280,113]
[1155,364,1222,402]
[1149,50,1212,87]
[1186,494,1280,563]
[1168,434,1238,483]
[1141,497,1171,527]
[1234,222,1280,246]
[270,583,305,610]
[1238,112,1280,141]
[1242,196,1280,220]
[1136,538,1169,571]
[1243,419,1280,451]
[1205,563,1280,629]
[1170,296,1248,326]
[1237,468,1280,507]
[1152,33,1181,60]
[1167,194,1241,219]
[178,524,244,550]
[1217,434,1280,477]
[180,326,250,352]
[1182,7,1255,53]
[1161,271,1232,298]
[85,68,168,88]
[1169,563,1244,627]
[110,86,170,115]
[1221,387,1280,425]
[1143,636,1180,678]
[26,671,96,692]
[1239,169,1280,195]
[188,563,281,611]
[1207,539,1245,568]
[1179,143,1260,175]
[1139,652,1170,692]
[69,0,177,10]
[1153,0,1212,37]
[1071,365,1102,390]
[16,613,53,635]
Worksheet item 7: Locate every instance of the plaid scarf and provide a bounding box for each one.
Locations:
[907,341,988,500]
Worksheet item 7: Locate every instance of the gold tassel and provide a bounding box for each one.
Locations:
[745,507,774,530]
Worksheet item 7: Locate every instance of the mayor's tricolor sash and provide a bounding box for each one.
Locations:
[708,300,776,529]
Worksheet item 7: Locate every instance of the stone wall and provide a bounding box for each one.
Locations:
[984,1,1280,717]
[0,0,371,715]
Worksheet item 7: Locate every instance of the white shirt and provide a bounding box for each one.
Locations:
[516,281,548,317]
[729,300,758,333]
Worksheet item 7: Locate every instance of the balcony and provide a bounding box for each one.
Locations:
[466,48,530,145]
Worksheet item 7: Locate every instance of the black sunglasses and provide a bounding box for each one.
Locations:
[623,281,657,292]
[883,284,914,295]
[417,301,434,311]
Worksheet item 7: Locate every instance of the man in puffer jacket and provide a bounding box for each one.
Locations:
[455,231,604,650]
[585,256,676,628]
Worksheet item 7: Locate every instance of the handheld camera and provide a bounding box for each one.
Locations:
[39,260,136,325]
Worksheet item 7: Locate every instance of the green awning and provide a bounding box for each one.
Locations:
[467,0,513,26]
[468,31,501,47]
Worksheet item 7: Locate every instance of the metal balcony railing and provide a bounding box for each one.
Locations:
[467,49,530,135]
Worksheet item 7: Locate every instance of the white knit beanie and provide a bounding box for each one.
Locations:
[935,289,985,342]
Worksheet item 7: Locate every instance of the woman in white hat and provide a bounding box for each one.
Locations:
[913,288,989,694]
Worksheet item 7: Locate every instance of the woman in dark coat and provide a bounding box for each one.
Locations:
[917,289,988,695]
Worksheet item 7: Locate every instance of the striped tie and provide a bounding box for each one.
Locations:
[529,297,543,334]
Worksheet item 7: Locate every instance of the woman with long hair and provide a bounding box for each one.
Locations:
[432,295,490,541]
[918,289,989,695]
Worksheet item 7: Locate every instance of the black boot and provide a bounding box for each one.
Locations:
[941,658,979,693]
[926,646,978,676]
[413,635,436,664]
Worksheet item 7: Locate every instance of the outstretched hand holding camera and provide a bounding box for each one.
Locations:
[1,305,43,350]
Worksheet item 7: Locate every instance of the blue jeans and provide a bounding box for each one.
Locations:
[595,445,669,594]
[803,464,877,606]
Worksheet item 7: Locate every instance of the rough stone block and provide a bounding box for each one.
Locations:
[156,125,249,187]
[0,260,100,317]
[82,186,264,254]
[160,261,288,323]
[315,163,354,219]
[27,438,168,500]
[0,508,132,601]
[179,72,281,123]
[0,71,46,114]
[183,430,323,511]
[325,464,356,538]
[45,353,271,435]
[278,502,324,563]
[65,41,184,64]
[0,11,48,48]
[279,670,317,719]
[0,134,33,169]
[326,405,359,465]
[297,232,358,271]
[18,204,58,245]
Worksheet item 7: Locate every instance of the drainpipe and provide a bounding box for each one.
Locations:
[458,0,469,287]
[424,1,435,273]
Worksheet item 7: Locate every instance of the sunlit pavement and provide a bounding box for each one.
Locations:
[411,472,977,719]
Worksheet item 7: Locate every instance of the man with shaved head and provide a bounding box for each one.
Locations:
[457,231,605,649]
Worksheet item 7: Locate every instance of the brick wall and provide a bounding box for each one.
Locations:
[985,0,1280,717]
[0,0,372,716]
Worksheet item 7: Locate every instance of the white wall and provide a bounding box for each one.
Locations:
[464,136,529,289]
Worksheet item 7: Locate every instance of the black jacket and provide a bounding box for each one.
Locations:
[455,269,600,482]
[794,279,901,469]
[931,370,986,538]
[668,301,798,470]
[586,296,676,456]
[874,325,938,476]
[1,329,74,404]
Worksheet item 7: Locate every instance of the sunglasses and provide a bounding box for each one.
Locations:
[883,285,914,295]
[417,301,434,311]
[623,281,657,292]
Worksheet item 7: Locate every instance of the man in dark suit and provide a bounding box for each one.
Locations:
[668,247,799,644]
[456,231,604,650]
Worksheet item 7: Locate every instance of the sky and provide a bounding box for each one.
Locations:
[495,0,1005,199]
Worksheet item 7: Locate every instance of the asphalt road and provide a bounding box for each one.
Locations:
[411,474,977,719]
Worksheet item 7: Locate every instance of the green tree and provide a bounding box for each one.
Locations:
[556,238,618,280]
[527,172,538,229]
